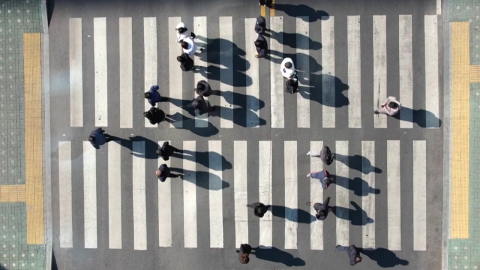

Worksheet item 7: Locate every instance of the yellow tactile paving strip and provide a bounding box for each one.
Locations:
[0,185,26,202]
[470,65,480,82]
[23,33,44,245]
[260,0,275,17]
[451,22,470,239]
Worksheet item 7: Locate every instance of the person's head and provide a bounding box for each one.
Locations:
[143,111,151,118]
[156,169,162,176]
[196,83,205,91]
[240,254,250,264]
[286,79,295,86]
[355,255,362,263]
[181,41,189,49]
[324,177,332,185]
[88,136,95,142]
[177,55,186,63]
[175,22,186,31]
[156,149,162,155]
[254,40,262,47]
[285,62,292,69]
[144,92,151,99]
[388,102,398,109]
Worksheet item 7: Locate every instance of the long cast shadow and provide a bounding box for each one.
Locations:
[173,149,232,171]
[267,30,322,50]
[112,135,159,160]
[332,201,374,226]
[211,107,267,128]
[297,72,349,107]
[170,168,230,190]
[253,246,306,266]
[274,4,330,22]
[358,248,409,268]
[211,90,265,111]
[267,50,322,73]
[270,205,316,224]
[331,175,380,197]
[393,107,442,128]
[333,153,382,174]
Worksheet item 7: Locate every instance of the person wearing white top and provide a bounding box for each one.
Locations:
[175,22,196,43]
[280,57,296,78]
[181,38,198,58]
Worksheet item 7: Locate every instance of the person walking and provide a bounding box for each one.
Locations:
[247,202,270,218]
[175,22,196,43]
[374,96,401,116]
[195,80,212,97]
[177,53,194,72]
[156,141,182,161]
[307,169,332,189]
[88,128,113,149]
[335,245,362,266]
[307,197,332,220]
[254,34,268,58]
[255,16,267,35]
[144,85,169,106]
[285,75,298,94]
[191,95,216,115]
[144,107,166,125]
[181,38,199,58]
[156,164,181,182]
[307,145,334,165]
[236,243,254,264]
[258,0,273,8]
[281,57,296,79]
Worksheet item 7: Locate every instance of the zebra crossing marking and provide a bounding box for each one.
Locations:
[259,141,273,247]
[83,141,98,249]
[59,141,73,248]
[119,17,133,129]
[284,141,298,249]
[348,16,361,128]
[387,140,401,250]
[209,141,224,248]
[69,18,83,127]
[399,15,413,128]
[132,141,147,250]
[183,141,198,248]
[413,141,427,251]
[322,17,335,128]
[336,141,349,246]
[310,141,324,250]
[373,15,387,128]
[234,141,249,247]
[94,18,108,127]
[108,142,122,249]
[362,141,376,248]
[158,141,172,247]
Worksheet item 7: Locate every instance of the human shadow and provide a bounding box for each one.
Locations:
[166,112,219,137]
[332,201,374,226]
[267,30,322,50]
[211,90,265,111]
[173,149,232,171]
[296,73,349,107]
[333,153,382,174]
[270,205,316,224]
[112,135,159,160]
[358,248,409,268]
[393,107,442,128]
[274,4,330,22]
[169,168,230,190]
[210,106,267,128]
[47,0,55,26]
[253,246,306,266]
[267,50,322,73]
[330,175,380,197]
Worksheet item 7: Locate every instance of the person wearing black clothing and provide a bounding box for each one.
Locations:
[195,80,212,97]
[88,128,113,149]
[156,164,181,182]
[259,0,273,8]
[307,145,334,165]
[254,35,268,58]
[191,95,216,115]
[236,243,254,264]
[177,53,194,71]
[286,75,298,94]
[335,245,362,266]
[255,16,267,34]
[156,141,182,161]
[307,197,332,220]
[144,107,166,125]
[247,202,270,218]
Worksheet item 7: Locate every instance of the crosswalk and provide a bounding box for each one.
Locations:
[67,15,441,129]
[56,139,429,251]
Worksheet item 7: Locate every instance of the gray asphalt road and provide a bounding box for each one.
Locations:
[49,0,443,269]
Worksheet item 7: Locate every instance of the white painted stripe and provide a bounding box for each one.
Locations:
[387,140,401,250]
[69,18,83,127]
[234,141,249,247]
[245,18,260,128]
[437,0,442,15]
[297,17,310,128]
[108,142,122,249]
[168,17,183,128]
[83,141,97,248]
[270,17,284,128]
[425,15,440,128]
[413,141,427,250]
[284,141,298,249]
[58,141,73,248]
[348,16,361,128]
[399,15,413,128]
[144,17,157,127]
[373,16,387,128]
[322,17,335,128]
[183,141,197,248]
[310,141,323,250]
[119,18,133,128]
[220,17,235,128]
[94,18,108,127]
[209,141,224,247]
[362,141,375,248]
[132,141,147,250]
[158,141,172,247]
[259,141,272,247]
[195,17,209,128]
[336,141,349,246]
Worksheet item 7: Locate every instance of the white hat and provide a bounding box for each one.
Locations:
[175,22,186,30]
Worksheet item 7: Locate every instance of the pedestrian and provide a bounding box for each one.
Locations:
[258,0,273,8]
[254,34,268,58]
[195,80,212,97]
[156,141,182,161]
[175,22,196,43]
[285,75,298,94]
[246,202,270,218]
[156,164,181,182]
[144,85,169,107]
[335,245,362,266]
[88,128,113,149]
[177,53,194,72]
[181,38,198,58]
[307,197,332,220]
[307,169,332,189]
[144,107,166,125]
[374,96,401,116]
[191,95,216,115]
[281,57,296,79]
[255,16,267,35]
[307,145,334,165]
[236,243,254,264]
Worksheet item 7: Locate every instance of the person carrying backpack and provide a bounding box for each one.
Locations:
[307,146,334,165]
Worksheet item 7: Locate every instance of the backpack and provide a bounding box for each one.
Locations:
[322,146,333,165]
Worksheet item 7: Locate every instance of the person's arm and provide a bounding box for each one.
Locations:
[308,172,320,178]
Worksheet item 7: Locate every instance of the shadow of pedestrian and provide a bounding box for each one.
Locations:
[166,112,219,137]
[253,246,306,266]
[297,73,349,107]
[173,149,232,171]
[270,205,316,223]
[274,4,330,22]
[210,106,267,128]
[111,135,159,160]
[268,30,322,50]
[169,168,230,190]
[211,90,265,111]
[331,175,380,197]
[332,201,374,226]
[393,107,442,128]
[267,51,322,73]
[358,248,409,268]
[333,153,382,174]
